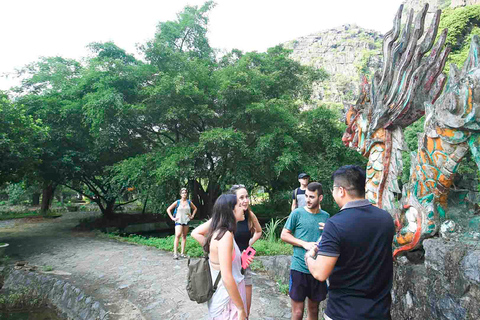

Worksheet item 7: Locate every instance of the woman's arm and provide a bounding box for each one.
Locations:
[249,211,263,246]
[189,201,198,219]
[166,201,179,221]
[191,219,212,245]
[217,232,246,315]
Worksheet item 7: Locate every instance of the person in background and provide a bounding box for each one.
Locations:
[193,194,247,320]
[305,165,395,320]
[281,182,329,320]
[192,184,262,317]
[166,187,197,259]
[291,173,310,212]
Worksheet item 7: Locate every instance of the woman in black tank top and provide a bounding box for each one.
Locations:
[229,185,262,317]
[191,184,262,317]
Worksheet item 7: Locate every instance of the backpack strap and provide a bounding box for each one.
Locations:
[205,253,222,292]
[294,188,298,200]
[212,272,222,292]
[174,200,180,215]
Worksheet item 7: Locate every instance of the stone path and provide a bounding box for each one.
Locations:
[0,212,292,319]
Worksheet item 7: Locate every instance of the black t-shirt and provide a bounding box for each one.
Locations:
[234,212,251,252]
[318,201,395,320]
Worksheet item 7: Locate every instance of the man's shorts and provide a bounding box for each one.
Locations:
[289,269,327,302]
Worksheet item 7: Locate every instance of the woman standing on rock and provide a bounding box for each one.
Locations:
[192,184,262,317]
[166,188,197,259]
[197,193,248,320]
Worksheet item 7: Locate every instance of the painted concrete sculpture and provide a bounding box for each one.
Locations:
[341,3,480,257]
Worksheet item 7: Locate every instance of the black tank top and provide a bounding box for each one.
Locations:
[234,212,251,252]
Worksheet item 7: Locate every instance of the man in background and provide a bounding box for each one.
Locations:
[281,182,329,320]
[291,173,310,212]
[305,165,394,320]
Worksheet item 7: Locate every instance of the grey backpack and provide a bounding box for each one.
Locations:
[186,255,222,303]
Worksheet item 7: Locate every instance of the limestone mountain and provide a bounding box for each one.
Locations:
[283,24,383,105]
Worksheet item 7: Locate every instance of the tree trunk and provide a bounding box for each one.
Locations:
[192,180,221,219]
[32,192,40,206]
[41,183,56,214]
[142,194,149,214]
[100,199,116,220]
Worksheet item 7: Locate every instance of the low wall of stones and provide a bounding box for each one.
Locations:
[258,239,480,320]
[392,238,480,320]
[257,255,291,285]
[2,269,108,320]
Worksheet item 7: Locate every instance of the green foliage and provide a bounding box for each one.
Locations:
[107,233,292,256]
[276,278,289,295]
[0,211,60,221]
[0,92,48,185]
[249,259,265,271]
[264,217,287,243]
[402,117,425,184]
[5,182,28,205]
[0,286,46,310]
[439,5,480,51]
[42,265,54,272]
[3,2,358,221]
[254,239,293,256]
[354,49,380,77]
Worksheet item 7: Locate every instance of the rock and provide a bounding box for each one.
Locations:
[283,24,383,105]
[440,220,457,238]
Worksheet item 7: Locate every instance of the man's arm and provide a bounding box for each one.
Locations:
[306,254,338,282]
[291,199,296,212]
[280,228,316,250]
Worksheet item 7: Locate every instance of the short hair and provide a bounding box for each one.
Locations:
[307,182,323,196]
[332,165,366,198]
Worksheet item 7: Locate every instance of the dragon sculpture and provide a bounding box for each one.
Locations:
[343,3,480,257]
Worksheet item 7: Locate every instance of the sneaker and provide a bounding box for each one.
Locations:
[180,254,188,259]
[173,254,179,260]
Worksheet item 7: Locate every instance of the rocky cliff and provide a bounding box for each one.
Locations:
[284,1,480,105]
[283,24,383,104]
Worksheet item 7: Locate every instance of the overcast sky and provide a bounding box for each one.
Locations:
[0,0,404,90]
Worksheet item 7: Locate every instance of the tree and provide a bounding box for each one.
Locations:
[0,92,47,186]
[132,1,328,218]
[13,44,151,217]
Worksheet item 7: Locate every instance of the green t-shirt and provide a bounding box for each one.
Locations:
[284,207,330,274]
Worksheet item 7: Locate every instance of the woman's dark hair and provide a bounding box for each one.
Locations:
[230,184,254,232]
[203,194,238,253]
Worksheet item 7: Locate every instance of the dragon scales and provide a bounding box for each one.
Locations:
[340,3,472,257]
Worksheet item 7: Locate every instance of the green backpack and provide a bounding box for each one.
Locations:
[186,255,222,304]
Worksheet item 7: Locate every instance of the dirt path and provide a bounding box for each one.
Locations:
[0,212,292,320]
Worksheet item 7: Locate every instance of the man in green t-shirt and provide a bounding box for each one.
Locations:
[281,182,329,320]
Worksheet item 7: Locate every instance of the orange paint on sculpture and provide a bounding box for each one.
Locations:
[436,127,456,138]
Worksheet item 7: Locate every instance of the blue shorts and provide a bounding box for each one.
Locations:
[289,269,327,302]
[175,223,189,226]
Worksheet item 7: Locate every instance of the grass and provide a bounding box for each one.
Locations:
[0,210,62,221]
[276,278,289,295]
[42,265,54,272]
[249,259,265,271]
[264,217,287,243]
[104,213,293,257]
[105,233,292,257]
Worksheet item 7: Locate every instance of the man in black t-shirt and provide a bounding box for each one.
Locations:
[305,165,395,320]
[291,173,310,212]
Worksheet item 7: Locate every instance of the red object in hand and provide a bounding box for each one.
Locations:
[241,246,256,269]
